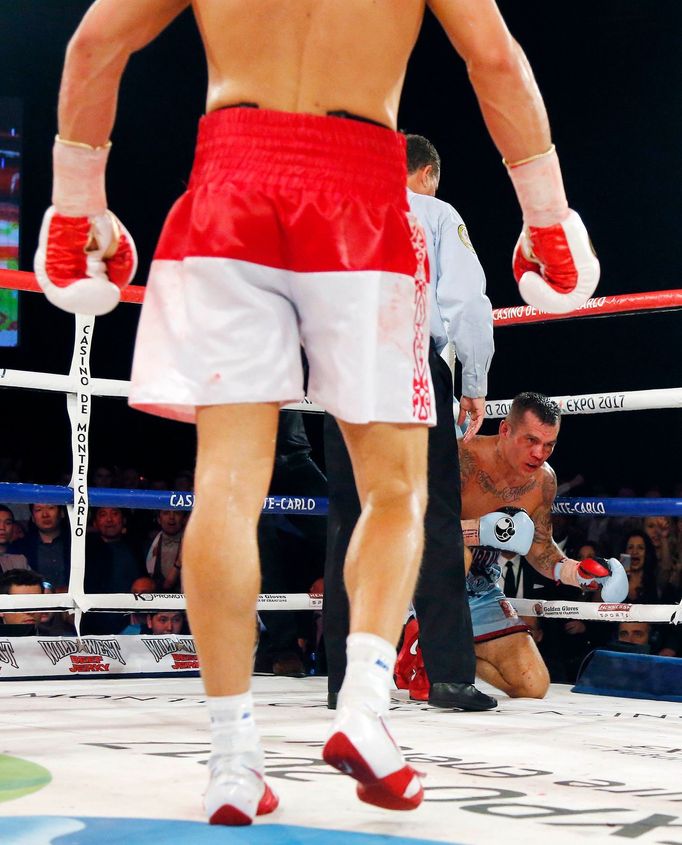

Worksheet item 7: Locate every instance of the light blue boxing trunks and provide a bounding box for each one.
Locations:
[467,547,530,643]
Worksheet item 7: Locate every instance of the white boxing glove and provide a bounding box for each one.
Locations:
[34,137,137,316]
[478,507,534,556]
[506,146,599,314]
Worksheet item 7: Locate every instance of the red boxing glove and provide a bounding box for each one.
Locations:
[34,137,137,316]
[555,556,629,602]
[513,210,600,314]
[575,556,611,589]
[506,146,599,314]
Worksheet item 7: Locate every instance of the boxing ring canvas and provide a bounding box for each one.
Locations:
[1,270,681,845]
[1,675,681,845]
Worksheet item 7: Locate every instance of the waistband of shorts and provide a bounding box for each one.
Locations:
[190,107,408,203]
[470,547,503,567]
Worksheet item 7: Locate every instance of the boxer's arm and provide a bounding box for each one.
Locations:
[461,519,481,548]
[525,470,566,579]
[59,0,190,146]
[429,0,599,313]
[428,0,549,164]
[528,482,628,599]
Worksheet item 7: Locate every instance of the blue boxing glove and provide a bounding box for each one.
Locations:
[478,507,534,556]
[554,556,629,602]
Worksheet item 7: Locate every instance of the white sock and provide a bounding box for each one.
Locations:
[207,692,260,759]
[338,632,396,716]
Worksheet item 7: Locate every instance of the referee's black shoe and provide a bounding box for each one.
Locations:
[428,682,497,711]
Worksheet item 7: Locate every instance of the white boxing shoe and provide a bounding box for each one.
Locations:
[205,753,279,826]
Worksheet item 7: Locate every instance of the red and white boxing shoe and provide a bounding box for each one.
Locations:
[205,753,279,826]
[323,704,424,811]
[394,617,430,702]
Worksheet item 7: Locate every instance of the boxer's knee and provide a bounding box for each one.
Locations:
[507,660,550,699]
[366,477,427,520]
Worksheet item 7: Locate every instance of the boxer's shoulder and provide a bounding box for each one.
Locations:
[536,462,557,498]
[459,433,493,457]
[458,435,491,481]
[460,435,494,476]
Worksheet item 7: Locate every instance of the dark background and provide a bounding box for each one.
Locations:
[1,1,680,494]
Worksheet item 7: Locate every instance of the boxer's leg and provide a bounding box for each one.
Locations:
[475,633,550,699]
[184,402,279,691]
[339,420,427,644]
[323,419,427,811]
[183,402,280,825]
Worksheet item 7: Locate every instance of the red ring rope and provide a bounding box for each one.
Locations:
[0,267,680,323]
[492,289,682,326]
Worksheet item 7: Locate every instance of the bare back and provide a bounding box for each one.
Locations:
[63,0,548,158]
[192,0,425,127]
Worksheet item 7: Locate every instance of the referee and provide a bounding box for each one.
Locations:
[324,134,497,710]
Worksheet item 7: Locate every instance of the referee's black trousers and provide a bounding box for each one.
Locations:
[323,340,476,693]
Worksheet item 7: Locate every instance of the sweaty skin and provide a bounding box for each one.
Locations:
[59,0,551,164]
[460,433,563,579]
[456,413,565,699]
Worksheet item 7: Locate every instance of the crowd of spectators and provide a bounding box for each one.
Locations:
[0,420,326,674]
[0,452,680,682]
[506,500,682,682]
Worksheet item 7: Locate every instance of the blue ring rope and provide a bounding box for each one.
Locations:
[0,483,680,516]
[552,497,682,516]
[0,483,326,514]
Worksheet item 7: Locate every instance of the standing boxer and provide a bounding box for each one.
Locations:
[37,0,600,826]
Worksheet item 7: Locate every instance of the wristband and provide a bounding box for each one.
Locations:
[52,136,111,217]
[554,557,569,583]
[504,145,569,227]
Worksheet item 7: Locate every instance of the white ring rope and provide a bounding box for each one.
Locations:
[486,387,682,418]
[2,591,679,626]
[513,598,682,626]
[2,365,679,417]
[0,366,322,413]
[0,592,320,613]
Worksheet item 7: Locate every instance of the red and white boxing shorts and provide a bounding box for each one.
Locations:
[129,108,434,425]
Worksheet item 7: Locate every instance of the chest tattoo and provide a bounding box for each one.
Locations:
[474,469,536,503]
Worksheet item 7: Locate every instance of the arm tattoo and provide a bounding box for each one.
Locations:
[527,472,563,577]
[461,521,480,547]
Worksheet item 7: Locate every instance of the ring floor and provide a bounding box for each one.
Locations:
[1,674,681,845]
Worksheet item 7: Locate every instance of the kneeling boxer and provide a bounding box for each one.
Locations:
[462,392,626,697]
[399,392,627,700]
